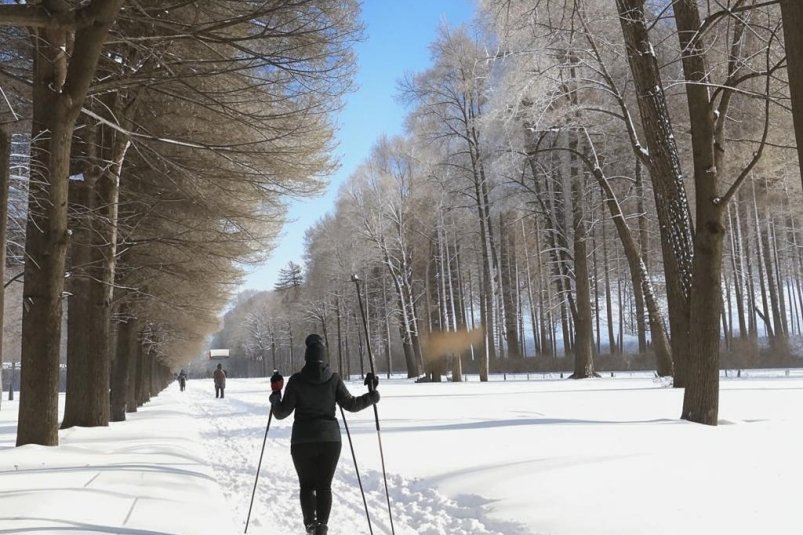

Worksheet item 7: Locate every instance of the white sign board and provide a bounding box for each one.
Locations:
[209,349,230,359]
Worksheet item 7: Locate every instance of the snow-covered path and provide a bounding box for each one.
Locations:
[3,372,803,534]
[178,377,521,535]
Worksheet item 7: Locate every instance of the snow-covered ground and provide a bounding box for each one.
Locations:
[1,373,803,534]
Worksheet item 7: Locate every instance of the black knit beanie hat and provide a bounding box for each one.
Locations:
[304,334,326,363]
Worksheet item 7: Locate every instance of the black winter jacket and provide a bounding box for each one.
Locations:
[271,363,376,444]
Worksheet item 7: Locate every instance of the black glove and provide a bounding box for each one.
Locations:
[368,390,380,404]
[364,372,379,392]
[269,391,281,405]
[270,371,284,392]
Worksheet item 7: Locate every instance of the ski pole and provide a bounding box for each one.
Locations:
[244,411,271,533]
[340,405,374,535]
[351,274,395,535]
[244,389,275,532]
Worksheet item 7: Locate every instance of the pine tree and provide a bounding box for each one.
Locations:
[275,262,304,291]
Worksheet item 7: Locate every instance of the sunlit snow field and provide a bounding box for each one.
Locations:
[1,372,802,534]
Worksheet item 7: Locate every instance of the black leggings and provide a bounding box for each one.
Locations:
[290,441,342,527]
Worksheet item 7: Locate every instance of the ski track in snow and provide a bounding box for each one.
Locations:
[180,380,520,535]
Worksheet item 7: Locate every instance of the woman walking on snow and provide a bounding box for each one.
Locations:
[269,334,380,535]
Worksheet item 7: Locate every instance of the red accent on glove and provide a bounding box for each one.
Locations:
[270,371,284,392]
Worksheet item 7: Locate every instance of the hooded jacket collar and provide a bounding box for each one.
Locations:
[298,362,333,384]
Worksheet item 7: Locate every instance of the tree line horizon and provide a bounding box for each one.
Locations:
[0,0,802,448]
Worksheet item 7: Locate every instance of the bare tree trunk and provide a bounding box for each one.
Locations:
[592,217,601,356]
[479,166,502,362]
[270,329,278,373]
[753,182,774,338]
[769,211,789,337]
[781,0,803,181]
[675,0,723,424]
[635,159,650,272]
[425,247,436,335]
[740,194,759,341]
[593,168,673,375]
[631,259,648,355]
[784,236,798,336]
[448,242,463,379]
[539,138,576,358]
[452,239,468,330]
[602,214,616,354]
[425,254,441,381]
[673,0,750,425]
[62,98,130,428]
[110,310,137,422]
[616,0,694,388]
[758,191,786,350]
[125,331,139,413]
[790,219,803,337]
[728,203,748,340]
[617,258,624,353]
[64,175,94,427]
[454,242,473,373]
[571,164,594,378]
[513,255,535,358]
[552,155,575,359]
[477,251,491,381]
[474,190,495,375]
[135,343,147,407]
[535,217,551,357]
[499,213,521,358]
[335,294,343,376]
[390,268,419,377]
[147,349,155,400]
[354,312,365,379]
[344,317,351,379]
[15,0,126,447]
[382,277,393,379]
[0,128,9,409]
[521,219,540,357]
[18,112,73,446]
[722,271,732,351]
[292,324,298,376]
[785,257,798,337]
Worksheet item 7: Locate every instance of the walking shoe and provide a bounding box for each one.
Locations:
[305,522,317,534]
[315,524,328,535]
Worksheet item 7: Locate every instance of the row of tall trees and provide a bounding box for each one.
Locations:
[217,0,803,427]
[0,0,361,445]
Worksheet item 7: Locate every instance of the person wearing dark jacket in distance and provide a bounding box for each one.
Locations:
[270,334,380,535]
[213,363,226,398]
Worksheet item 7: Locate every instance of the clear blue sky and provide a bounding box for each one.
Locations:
[242,1,476,291]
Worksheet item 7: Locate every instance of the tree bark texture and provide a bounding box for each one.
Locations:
[673,0,724,425]
[781,0,803,184]
[616,0,694,387]
[0,128,10,409]
[16,0,126,447]
[125,332,139,413]
[593,168,673,376]
[110,313,137,422]
[62,104,128,428]
[570,166,595,378]
[499,213,521,358]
